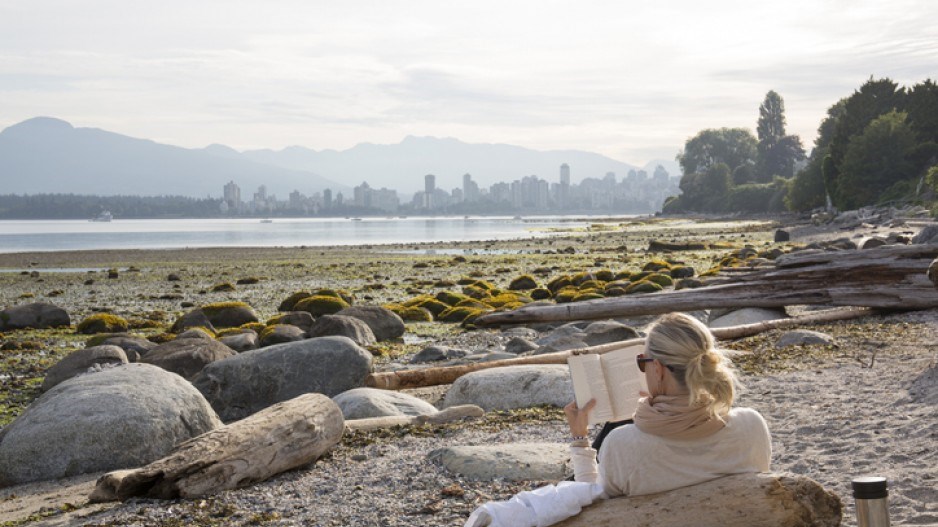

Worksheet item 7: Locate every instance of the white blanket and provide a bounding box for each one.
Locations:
[464,481,605,527]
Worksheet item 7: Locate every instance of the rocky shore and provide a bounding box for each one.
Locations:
[0,212,936,526]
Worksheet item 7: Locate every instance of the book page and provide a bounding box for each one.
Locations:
[600,344,646,422]
[567,353,614,425]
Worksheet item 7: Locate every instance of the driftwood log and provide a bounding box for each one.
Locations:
[89,393,344,502]
[553,473,843,527]
[345,405,484,432]
[366,307,873,390]
[475,243,938,327]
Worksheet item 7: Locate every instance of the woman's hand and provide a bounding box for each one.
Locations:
[564,399,596,437]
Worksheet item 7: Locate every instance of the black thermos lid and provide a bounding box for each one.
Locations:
[852,477,888,499]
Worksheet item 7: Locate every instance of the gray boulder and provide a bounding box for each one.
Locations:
[170,309,216,334]
[429,443,570,481]
[175,328,214,340]
[334,387,438,419]
[504,337,539,354]
[776,330,837,348]
[41,345,128,392]
[271,311,316,333]
[0,363,221,486]
[534,335,589,355]
[98,335,156,362]
[583,320,639,346]
[708,307,788,329]
[307,315,376,346]
[0,302,70,331]
[191,336,373,422]
[141,337,236,379]
[259,324,306,347]
[411,345,447,363]
[219,330,259,352]
[337,306,405,341]
[912,224,938,244]
[442,365,573,411]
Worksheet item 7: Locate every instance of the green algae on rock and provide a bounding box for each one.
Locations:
[76,313,129,334]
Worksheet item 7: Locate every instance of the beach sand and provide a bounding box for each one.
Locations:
[0,214,935,526]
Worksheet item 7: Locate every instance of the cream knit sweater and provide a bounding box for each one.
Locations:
[571,407,772,497]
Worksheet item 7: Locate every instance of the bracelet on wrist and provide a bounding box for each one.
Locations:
[570,434,588,442]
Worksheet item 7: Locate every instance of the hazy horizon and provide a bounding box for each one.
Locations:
[1,1,936,168]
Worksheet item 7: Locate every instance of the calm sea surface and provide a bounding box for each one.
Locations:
[0,216,603,253]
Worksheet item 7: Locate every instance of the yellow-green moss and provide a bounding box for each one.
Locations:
[613,270,633,281]
[294,295,351,316]
[76,313,129,335]
[147,332,177,344]
[435,291,471,306]
[279,291,312,311]
[455,298,493,310]
[554,286,579,303]
[668,265,695,279]
[629,271,653,282]
[570,272,596,286]
[202,301,251,317]
[210,282,236,292]
[626,281,663,294]
[547,275,573,293]
[438,306,489,323]
[572,292,605,302]
[462,284,493,300]
[486,293,532,308]
[642,259,672,272]
[183,326,217,337]
[239,322,267,333]
[644,273,674,287]
[18,293,35,299]
[397,306,434,322]
[699,265,723,277]
[594,269,615,282]
[604,286,628,296]
[216,327,251,337]
[415,298,450,317]
[579,279,606,290]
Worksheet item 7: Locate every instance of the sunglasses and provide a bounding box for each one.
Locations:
[636,353,676,373]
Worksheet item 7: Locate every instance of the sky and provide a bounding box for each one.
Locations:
[1,0,936,167]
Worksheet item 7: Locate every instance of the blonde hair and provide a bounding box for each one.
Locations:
[644,312,737,414]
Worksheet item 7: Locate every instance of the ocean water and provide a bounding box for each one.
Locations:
[0,216,601,253]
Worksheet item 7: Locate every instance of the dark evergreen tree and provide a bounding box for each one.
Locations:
[755,91,805,181]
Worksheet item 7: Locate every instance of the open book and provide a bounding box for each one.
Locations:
[567,343,647,425]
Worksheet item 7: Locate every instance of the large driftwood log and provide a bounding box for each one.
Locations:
[345,405,485,432]
[552,473,843,527]
[367,307,873,390]
[475,244,938,327]
[89,393,344,502]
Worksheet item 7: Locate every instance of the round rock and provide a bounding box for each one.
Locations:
[337,306,405,341]
[428,443,570,481]
[775,330,837,348]
[0,363,221,486]
[141,337,236,379]
[41,345,128,392]
[0,302,70,331]
[333,387,438,419]
[259,324,306,347]
[306,315,376,346]
[708,307,788,329]
[191,336,373,422]
[99,335,157,362]
[219,331,259,352]
[442,365,573,411]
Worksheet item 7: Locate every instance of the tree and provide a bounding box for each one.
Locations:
[755,91,805,181]
[676,128,757,176]
[836,110,916,209]
[785,99,847,211]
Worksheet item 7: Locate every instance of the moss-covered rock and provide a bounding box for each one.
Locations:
[397,306,434,322]
[486,293,531,308]
[546,275,573,293]
[455,299,493,310]
[210,282,236,292]
[438,306,489,323]
[294,295,351,316]
[278,291,312,311]
[554,287,579,303]
[570,272,596,286]
[700,265,723,277]
[462,284,493,300]
[642,259,671,272]
[508,275,539,290]
[147,332,177,344]
[604,286,628,296]
[626,281,664,294]
[594,269,615,282]
[644,273,674,287]
[572,292,605,302]
[200,301,260,329]
[435,290,471,306]
[415,298,450,317]
[456,276,478,285]
[530,288,552,300]
[669,265,696,279]
[76,313,129,335]
[235,277,260,285]
[629,271,653,282]
[579,279,606,291]
[613,270,633,281]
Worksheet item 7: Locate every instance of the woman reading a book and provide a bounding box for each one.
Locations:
[564,312,771,497]
[464,313,771,527]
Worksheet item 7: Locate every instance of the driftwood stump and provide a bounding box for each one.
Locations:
[345,405,485,432]
[552,473,842,527]
[89,393,344,501]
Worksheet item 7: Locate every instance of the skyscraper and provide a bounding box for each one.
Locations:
[424,174,436,209]
[223,180,241,210]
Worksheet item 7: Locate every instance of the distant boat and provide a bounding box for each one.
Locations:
[90,211,113,222]
[260,218,273,223]
[350,217,363,221]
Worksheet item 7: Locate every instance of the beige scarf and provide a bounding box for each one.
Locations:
[633,394,727,440]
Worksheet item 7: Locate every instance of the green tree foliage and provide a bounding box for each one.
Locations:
[836,110,916,209]
[785,99,847,211]
[756,91,805,181]
[676,128,757,176]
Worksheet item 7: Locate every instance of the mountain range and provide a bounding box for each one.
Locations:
[0,117,679,198]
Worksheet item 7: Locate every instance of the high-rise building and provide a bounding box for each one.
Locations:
[424,174,436,209]
[560,164,570,186]
[223,181,241,210]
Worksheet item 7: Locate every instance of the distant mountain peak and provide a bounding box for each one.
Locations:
[2,116,74,136]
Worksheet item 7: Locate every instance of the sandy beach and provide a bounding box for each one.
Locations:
[0,214,936,526]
